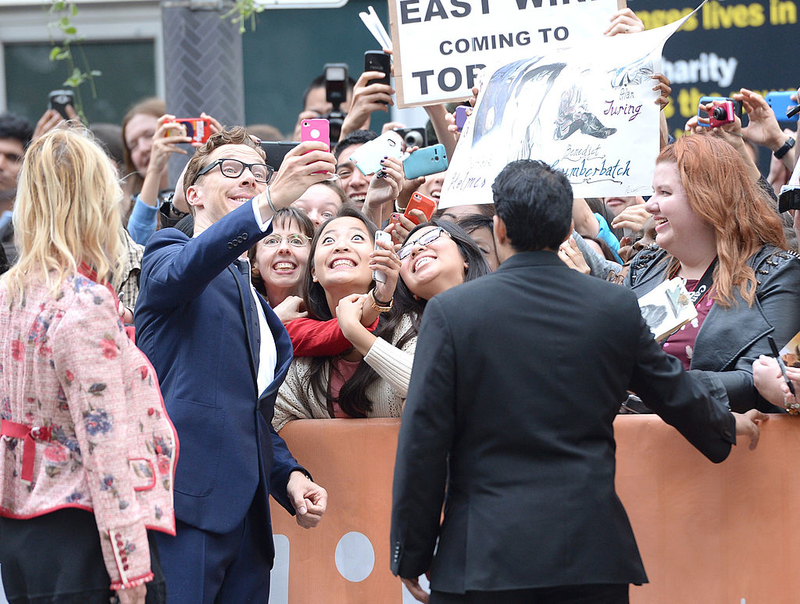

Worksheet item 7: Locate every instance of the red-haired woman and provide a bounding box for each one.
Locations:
[625,133,800,413]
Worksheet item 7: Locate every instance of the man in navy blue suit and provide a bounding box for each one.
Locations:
[135,127,335,602]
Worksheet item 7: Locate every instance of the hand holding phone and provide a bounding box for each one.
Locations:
[373,230,393,283]
[402,144,449,180]
[300,118,330,151]
[349,131,404,176]
[169,118,211,144]
[48,90,74,120]
[301,119,331,174]
[455,106,469,132]
[404,192,437,225]
[765,91,800,123]
[364,51,391,105]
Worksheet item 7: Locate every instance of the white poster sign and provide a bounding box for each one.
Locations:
[439,14,697,205]
[388,0,625,108]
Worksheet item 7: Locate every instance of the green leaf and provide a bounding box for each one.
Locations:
[64,26,77,35]
[56,51,70,60]
[64,67,85,87]
[49,46,61,60]
[59,16,70,27]
[71,4,78,16]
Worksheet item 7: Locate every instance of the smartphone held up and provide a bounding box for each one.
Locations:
[48,90,74,120]
[765,90,800,123]
[349,131,404,176]
[364,51,391,106]
[301,118,331,174]
[168,117,211,144]
[300,118,331,151]
[373,230,392,283]
[402,144,449,180]
[404,192,437,225]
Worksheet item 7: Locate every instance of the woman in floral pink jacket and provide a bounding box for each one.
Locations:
[0,128,177,604]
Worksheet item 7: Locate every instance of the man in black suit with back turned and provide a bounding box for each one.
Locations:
[390,159,766,604]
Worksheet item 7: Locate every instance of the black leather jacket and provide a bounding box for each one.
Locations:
[625,245,800,412]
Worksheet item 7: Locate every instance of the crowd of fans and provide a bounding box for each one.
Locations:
[0,5,799,602]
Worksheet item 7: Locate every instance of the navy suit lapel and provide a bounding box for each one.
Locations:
[256,294,294,411]
[228,263,260,382]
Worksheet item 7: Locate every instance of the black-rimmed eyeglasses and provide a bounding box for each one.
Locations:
[193,158,274,185]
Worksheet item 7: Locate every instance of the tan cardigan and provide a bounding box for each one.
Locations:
[273,315,416,431]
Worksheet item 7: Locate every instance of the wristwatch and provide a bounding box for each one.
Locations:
[774,136,795,159]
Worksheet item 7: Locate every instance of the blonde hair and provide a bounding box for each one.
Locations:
[2,127,124,302]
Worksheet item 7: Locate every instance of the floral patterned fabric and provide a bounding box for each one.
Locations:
[0,273,178,589]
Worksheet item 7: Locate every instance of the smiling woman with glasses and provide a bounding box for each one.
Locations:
[397,226,451,260]
[247,207,314,325]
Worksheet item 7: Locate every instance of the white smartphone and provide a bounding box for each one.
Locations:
[349,131,404,176]
[373,230,392,283]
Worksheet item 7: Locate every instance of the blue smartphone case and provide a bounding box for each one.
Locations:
[766,91,799,123]
[403,144,448,180]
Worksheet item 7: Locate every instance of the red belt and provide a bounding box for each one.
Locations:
[1,420,52,483]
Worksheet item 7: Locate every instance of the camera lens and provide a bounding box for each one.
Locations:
[404,131,424,147]
[712,106,727,120]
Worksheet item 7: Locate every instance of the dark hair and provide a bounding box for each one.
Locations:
[456,213,493,234]
[390,219,490,345]
[248,207,315,296]
[434,203,495,221]
[301,206,385,418]
[183,126,266,201]
[0,113,34,147]
[492,159,573,252]
[333,130,377,161]
[302,74,357,110]
[583,236,618,263]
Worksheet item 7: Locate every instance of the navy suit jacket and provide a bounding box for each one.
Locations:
[135,202,302,542]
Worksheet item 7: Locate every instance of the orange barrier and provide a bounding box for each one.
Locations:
[270,416,800,604]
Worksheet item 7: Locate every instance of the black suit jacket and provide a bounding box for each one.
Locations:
[391,251,736,593]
